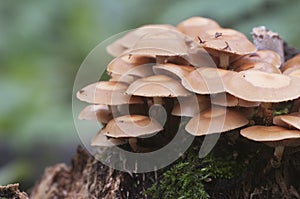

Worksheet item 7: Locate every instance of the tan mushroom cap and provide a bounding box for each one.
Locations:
[281,54,300,72]
[78,105,112,123]
[77,81,143,105]
[171,95,211,117]
[176,17,221,38]
[225,70,300,102]
[101,115,163,138]
[107,55,155,77]
[126,75,191,97]
[123,29,190,57]
[182,67,235,94]
[273,112,300,130]
[283,68,300,78]
[233,62,281,74]
[153,63,195,81]
[185,106,249,136]
[211,93,260,107]
[231,50,281,69]
[200,28,256,56]
[106,24,177,56]
[91,131,128,147]
[240,126,300,142]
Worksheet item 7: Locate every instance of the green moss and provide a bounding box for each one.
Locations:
[145,142,248,199]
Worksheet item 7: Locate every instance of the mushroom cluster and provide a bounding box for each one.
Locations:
[76,17,300,159]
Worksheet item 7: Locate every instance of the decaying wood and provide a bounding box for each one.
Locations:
[0,183,29,199]
[30,146,154,199]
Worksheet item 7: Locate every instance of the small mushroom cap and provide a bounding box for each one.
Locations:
[225,70,300,102]
[107,55,155,77]
[106,24,177,56]
[77,81,143,105]
[171,95,211,117]
[91,131,128,147]
[78,105,112,123]
[231,50,281,69]
[123,29,191,57]
[199,28,256,56]
[176,17,221,38]
[233,62,281,74]
[182,67,235,94]
[273,112,300,130]
[240,126,300,142]
[211,93,260,107]
[185,106,249,136]
[153,63,195,81]
[283,68,300,78]
[281,54,300,72]
[126,75,191,97]
[101,115,163,138]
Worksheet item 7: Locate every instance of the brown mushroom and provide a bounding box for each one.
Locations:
[199,28,256,69]
[78,105,112,124]
[107,55,155,77]
[225,70,300,102]
[77,81,143,105]
[152,63,195,81]
[273,112,300,130]
[106,24,177,56]
[126,75,191,101]
[211,93,260,107]
[233,62,281,74]
[91,131,128,147]
[281,54,300,73]
[182,67,235,94]
[240,125,300,167]
[101,115,163,138]
[176,17,221,38]
[185,106,249,136]
[231,50,281,69]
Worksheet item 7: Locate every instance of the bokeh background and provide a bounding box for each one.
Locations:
[1,0,300,192]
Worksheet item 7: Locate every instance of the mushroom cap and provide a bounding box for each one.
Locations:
[123,29,190,57]
[78,105,112,123]
[185,106,249,136]
[283,68,300,78]
[281,54,300,72]
[171,95,211,117]
[240,125,300,142]
[273,112,300,130]
[176,17,221,38]
[77,81,143,105]
[181,67,235,94]
[126,75,191,97]
[106,24,177,56]
[211,93,260,107]
[91,131,128,147]
[199,28,256,56]
[153,63,195,81]
[231,50,281,69]
[101,115,163,138]
[233,62,281,74]
[225,70,300,102]
[107,55,155,77]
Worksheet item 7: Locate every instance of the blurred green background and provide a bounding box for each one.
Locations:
[0,0,300,192]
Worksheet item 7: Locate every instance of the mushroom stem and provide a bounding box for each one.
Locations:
[156,56,167,64]
[259,102,273,125]
[219,54,229,69]
[271,145,285,168]
[153,97,163,105]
